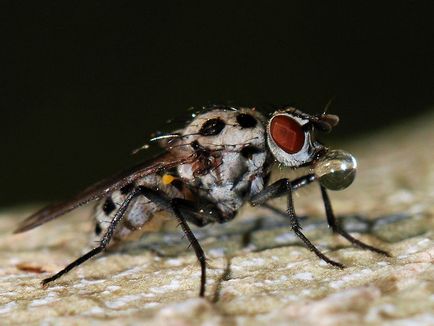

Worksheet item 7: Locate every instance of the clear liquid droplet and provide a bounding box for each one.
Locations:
[314,149,357,191]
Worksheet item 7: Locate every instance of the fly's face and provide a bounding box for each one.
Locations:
[267,108,357,191]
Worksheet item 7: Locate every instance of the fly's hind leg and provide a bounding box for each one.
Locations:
[136,188,224,297]
[320,185,390,256]
[43,185,221,297]
[42,187,144,286]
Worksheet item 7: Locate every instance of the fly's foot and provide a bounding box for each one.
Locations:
[323,258,345,269]
[335,228,391,257]
[41,273,60,288]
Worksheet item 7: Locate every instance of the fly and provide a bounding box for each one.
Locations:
[14,106,390,297]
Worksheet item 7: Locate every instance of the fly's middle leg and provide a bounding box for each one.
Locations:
[136,188,224,297]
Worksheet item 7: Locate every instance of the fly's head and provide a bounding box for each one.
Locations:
[267,107,357,191]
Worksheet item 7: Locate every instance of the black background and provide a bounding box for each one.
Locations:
[1,2,433,206]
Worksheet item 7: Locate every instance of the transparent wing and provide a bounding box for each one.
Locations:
[14,152,195,233]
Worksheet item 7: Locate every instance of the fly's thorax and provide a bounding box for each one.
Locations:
[175,107,271,213]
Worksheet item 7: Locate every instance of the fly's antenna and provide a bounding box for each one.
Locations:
[323,96,336,115]
[309,96,339,133]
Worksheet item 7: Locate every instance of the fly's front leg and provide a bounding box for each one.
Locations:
[320,185,390,256]
[250,175,344,268]
[42,187,143,286]
[250,174,316,206]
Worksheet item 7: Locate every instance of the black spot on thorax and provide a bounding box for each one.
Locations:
[199,118,226,136]
[236,113,257,128]
[240,145,263,159]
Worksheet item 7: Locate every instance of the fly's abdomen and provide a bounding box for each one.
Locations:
[91,173,184,244]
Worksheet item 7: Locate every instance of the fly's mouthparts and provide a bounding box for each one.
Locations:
[313,149,357,191]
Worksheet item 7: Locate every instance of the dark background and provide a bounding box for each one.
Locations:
[1,2,433,207]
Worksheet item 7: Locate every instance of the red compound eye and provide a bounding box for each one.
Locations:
[270,115,305,154]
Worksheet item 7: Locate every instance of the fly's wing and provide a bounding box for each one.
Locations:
[14,152,195,233]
